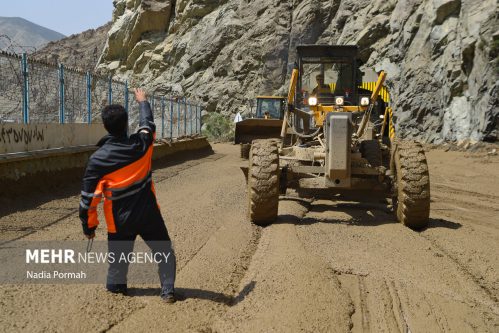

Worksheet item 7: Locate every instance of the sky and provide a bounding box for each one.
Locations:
[1,0,114,36]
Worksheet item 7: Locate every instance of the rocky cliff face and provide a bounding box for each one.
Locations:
[98,0,498,142]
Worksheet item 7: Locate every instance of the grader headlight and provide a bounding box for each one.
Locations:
[335,96,344,106]
[308,96,318,106]
[360,97,370,106]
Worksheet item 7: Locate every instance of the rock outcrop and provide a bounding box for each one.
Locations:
[97,0,499,142]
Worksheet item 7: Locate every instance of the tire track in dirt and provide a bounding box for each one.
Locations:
[423,149,499,312]
[337,274,370,332]
[294,196,499,332]
[420,232,499,307]
[386,280,411,333]
[431,191,499,214]
[432,183,499,201]
[212,199,354,332]
[380,279,404,332]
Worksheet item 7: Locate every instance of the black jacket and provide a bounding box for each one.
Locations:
[79,101,162,235]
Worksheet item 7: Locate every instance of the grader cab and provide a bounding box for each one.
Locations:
[246,45,430,230]
[235,96,286,159]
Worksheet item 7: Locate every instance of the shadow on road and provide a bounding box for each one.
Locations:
[128,280,256,306]
[304,202,395,226]
[0,169,83,220]
[276,199,463,230]
[275,198,395,227]
[426,218,462,230]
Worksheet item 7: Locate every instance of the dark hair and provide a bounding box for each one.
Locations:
[102,104,128,136]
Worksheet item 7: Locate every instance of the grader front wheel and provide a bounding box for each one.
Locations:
[248,139,279,226]
[393,140,430,230]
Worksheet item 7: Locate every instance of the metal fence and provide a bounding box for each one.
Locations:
[0,51,202,139]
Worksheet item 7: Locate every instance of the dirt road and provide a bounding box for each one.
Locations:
[0,143,498,332]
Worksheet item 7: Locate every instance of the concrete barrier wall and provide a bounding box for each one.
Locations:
[152,137,212,160]
[0,137,211,181]
[0,123,107,154]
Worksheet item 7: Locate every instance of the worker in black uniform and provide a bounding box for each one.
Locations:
[79,88,176,303]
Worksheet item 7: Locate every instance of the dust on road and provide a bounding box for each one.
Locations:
[0,143,498,332]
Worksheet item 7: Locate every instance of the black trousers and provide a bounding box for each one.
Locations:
[107,210,176,295]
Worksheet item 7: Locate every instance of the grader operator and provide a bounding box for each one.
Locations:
[246,45,430,230]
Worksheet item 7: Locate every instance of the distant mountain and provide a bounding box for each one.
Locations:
[33,22,111,71]
[0,16,65,53]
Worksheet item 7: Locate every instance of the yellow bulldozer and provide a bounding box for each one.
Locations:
[245,45,430,230]
[234,96,286,159]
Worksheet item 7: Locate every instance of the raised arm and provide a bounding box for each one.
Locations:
[135,88,156,136]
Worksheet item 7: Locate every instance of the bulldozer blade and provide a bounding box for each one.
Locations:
[234,119,283,144]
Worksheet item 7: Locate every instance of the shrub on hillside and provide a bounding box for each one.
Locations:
[202,113,234,142]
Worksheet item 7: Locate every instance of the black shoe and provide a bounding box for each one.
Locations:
[161,293,176,303]
[106,283,128,295]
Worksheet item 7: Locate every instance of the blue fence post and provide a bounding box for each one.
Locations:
[189,103,193,135]
[21,53,29,124]
[199,105,202,134]
[194,104,199,134]
[198,105,201,134]
[59,63,65,124]
[160,97,165,139]
[86,72,92,124]
[193,104,196,134]
[169,98,173,140]
[108,77,112,104]
[183,98,187,136]
[177,99,180,138]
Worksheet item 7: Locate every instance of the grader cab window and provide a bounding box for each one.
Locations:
[301,61,355,106]
[297,45,358,107]
[256,98,284,119]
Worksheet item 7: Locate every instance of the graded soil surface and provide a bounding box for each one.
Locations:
[0,143,498,332]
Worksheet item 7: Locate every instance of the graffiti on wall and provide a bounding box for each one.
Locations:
[0,126,45,145]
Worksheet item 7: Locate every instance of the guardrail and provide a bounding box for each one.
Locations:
[0,51,202,139]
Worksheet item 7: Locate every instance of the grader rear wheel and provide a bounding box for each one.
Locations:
[393,140,430,230]
[248,139,279,225]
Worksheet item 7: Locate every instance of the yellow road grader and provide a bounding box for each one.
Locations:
[234,96,286,159]
[246,45,430,230]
